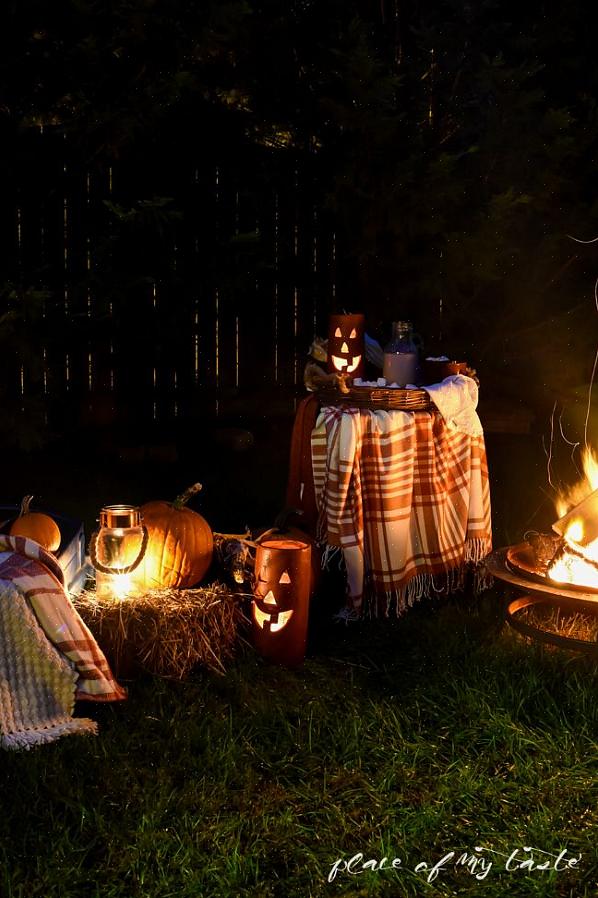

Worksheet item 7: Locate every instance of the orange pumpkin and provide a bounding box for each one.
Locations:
[138,483,213,589]
[10,495,61,552]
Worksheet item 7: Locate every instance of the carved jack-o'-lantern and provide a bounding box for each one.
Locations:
[252,538,311,668]
[327,313,365,379]
[256,513,321,598]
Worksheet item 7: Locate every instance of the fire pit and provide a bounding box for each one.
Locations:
[486,544,598,654]
[487,446,598,653]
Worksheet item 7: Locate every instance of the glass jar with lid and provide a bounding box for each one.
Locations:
[382,321,419,386]
[90,505,147,600]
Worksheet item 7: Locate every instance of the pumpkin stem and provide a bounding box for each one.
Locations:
[173,483,203,509]
[19,495,34,517]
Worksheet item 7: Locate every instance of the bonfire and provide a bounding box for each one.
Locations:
[548,448,598,591]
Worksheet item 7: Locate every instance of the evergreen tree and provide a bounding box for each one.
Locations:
[1,0,596,443]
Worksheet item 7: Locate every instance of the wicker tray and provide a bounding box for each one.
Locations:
[317,385,433,411]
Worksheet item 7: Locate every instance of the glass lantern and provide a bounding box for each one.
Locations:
[91,505,147,600]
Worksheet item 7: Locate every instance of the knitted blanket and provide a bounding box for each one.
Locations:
[312,406,492,616]
[0,536,126,751]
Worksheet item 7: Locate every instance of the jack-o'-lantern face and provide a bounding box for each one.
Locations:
[327,313,365,378]
[253,569,295,632]
[252,538,312,667]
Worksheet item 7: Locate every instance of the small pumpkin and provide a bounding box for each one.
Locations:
[10,495,61,552]
[138,483,213,589]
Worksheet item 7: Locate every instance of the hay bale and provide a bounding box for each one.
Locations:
[75,585,248,680]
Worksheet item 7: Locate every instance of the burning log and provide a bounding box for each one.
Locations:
[526,531,563,569]
[549,539,598,576]
[552,487,598,548]
[549,484,598,589]
[548,516,598,590]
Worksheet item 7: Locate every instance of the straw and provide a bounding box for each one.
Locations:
[75,585,249,680]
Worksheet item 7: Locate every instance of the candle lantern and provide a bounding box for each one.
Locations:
[327,313,365,379]
[90,505,148,600]
[252,538,311,667]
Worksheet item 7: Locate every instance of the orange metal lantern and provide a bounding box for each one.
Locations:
[252,538,311,667]
[327,313,365,379]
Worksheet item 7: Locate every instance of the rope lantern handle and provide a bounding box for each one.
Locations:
[89,526,149,575]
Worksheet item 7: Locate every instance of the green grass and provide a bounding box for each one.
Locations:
[1,590,597,898]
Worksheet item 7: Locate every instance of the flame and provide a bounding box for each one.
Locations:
[110,573,134,600]
[549,449,598,589]
[95,571,136,600]
[555,447,598,518]
[549,534,598,589]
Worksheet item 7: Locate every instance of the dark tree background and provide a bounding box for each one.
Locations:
[1,0,597,448]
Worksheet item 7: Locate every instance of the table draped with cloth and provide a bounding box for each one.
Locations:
[307,375,493,616]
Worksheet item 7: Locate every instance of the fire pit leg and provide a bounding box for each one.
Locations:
[506,594,598,655]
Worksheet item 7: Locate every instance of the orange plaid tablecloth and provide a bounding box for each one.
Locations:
[311,406,492,616]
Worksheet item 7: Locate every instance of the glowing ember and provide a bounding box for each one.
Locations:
[548,448,598,589]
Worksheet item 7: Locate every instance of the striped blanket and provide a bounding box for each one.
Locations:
[312,406,492,616]
[1,535,126,751]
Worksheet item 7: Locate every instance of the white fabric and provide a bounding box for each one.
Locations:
[423,374,483,437]
[0,582,97,750]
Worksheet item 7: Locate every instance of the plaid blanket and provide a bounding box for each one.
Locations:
[1,535,126,750]
[312,407,492,616]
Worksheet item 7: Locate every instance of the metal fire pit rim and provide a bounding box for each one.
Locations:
[486,547,598,608]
